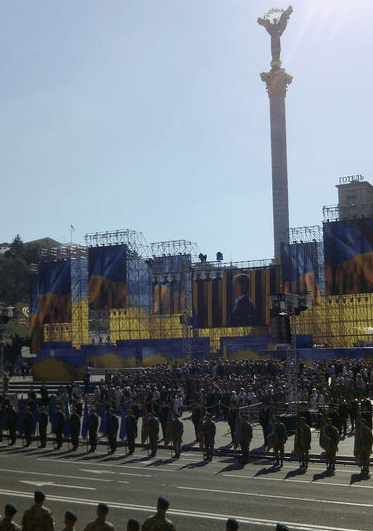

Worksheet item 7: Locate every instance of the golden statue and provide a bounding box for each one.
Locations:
[257,6,293,68]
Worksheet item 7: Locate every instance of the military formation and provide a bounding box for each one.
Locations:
[2,384,373,475]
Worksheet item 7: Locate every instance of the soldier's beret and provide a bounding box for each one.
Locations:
[226,518,239,531]
[34,491,45,502]
[127,519,140,531]
[276,524,289,531]
[5,503,17,515]
[157,497,169,509]
[98,503,109,513]
[65,511,77,522]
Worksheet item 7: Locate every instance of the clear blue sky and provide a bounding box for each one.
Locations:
[1,1,372,262]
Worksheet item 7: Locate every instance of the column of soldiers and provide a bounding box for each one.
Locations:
[1,393,373,473]
[0,491,183,531]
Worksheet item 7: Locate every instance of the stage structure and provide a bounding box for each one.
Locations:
[35,244,88,348]
[258,6,293,259]
[149,240,199,357]
[192,258,280,353]
[85,230,152,344]
[289,208,373,347]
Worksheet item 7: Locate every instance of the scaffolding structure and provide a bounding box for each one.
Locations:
[84,230,152,344]
[323,202,373,222]
[150,240,198,356]
[39,245,88,347]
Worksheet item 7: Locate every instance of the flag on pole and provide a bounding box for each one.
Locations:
[70,224,75,231]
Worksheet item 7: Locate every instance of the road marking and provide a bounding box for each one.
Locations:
[80,469,115,475]
[20,481,95,490]
[118,472,152,477]
[224,474,373,490]
[178,485,373,508]
[0,468,111,483]
[0,488,362,531]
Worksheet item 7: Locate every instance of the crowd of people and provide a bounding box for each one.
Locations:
[0,358,373,468]
[0,490,293,531]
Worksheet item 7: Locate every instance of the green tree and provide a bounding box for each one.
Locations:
[0,257,29,305]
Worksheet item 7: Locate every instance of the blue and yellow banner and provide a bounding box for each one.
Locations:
[88,245,127,309]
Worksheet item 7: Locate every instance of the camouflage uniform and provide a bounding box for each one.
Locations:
[84,519,114,531]
[0,519,21,531]
[141,513,176,531]
[21,504,54,531]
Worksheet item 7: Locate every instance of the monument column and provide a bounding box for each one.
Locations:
[258,6,293,259]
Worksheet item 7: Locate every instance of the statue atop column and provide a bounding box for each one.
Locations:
[258,6,293,69]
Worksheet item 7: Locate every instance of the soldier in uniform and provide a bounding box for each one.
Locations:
[202,413,216,461]
[107,409,119,454]
[273,417,288,468]
[62,511,77,531]
[21,490,54,531]
[320,412,339,471]
[141,497,175,531]
[7,403,17,446]
[354,415,373,475]
[88,407,99,452]
[84,503,114,531]
[70,407,81,451]
[24,404,33,447]
[0,503,21,531]
[125,408,138,456]
[55,404,65,449]
[38,405,49,448]
[147,412,160,458]
[294,416,311,469]
[171,415,183,459]
[239,415,252,465]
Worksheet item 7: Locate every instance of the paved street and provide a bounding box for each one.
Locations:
[0,421,372,531]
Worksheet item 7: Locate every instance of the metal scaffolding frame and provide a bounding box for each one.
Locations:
[38,245,88,346]
[323,202,373,222]
[288,225,323,244]
[85,230,152,345]
[150,240,197,357]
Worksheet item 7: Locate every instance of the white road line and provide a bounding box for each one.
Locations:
[0,468,111,483]
[118,472,152,477]
[178,485,373,509]
[0,488,362,531]
[19,481,96,490]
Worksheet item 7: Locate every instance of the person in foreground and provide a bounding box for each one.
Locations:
[141,497,175,531]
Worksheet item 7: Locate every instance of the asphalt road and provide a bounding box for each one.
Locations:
[0,441,373,531]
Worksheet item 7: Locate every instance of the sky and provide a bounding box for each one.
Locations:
[1,0,372,263]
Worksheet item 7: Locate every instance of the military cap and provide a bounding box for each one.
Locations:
[157,497,170,509]
[226,518,239,531]
[127,518,140,531]
[276,524,289,531]
[5,503,17,515]
[34,490,45,502]
[97,503,109,513]
[65,511,77,522]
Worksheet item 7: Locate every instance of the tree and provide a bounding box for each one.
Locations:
[0,257,29,305]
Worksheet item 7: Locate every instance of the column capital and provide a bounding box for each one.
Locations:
[260,68,293,98]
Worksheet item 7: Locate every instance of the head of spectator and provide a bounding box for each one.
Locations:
[64,511,77,530]
[226,517,239,531]
[156,497,170,517]
[34,491,45,506]
[127,518,140,531]
[96,503,109,522]
[3,503,17,522]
